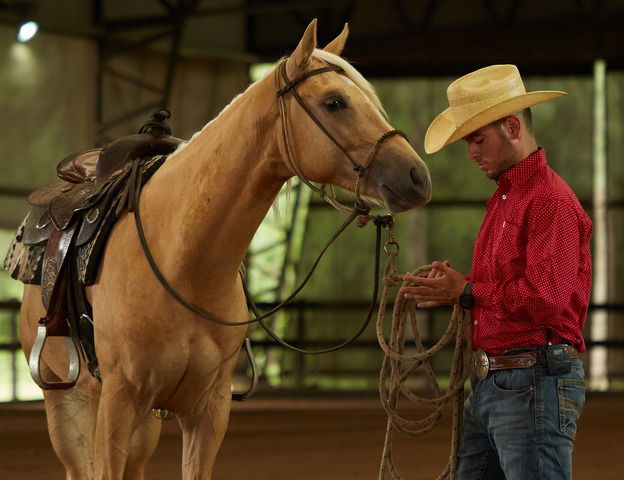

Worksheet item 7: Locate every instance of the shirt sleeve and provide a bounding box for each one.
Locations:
[471,198,584,324]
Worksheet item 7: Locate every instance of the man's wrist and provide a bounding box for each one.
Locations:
[459,281,475,309]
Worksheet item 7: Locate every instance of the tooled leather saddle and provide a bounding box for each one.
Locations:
[12,110,183,388]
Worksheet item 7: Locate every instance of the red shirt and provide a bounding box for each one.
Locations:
[470,148,592,355]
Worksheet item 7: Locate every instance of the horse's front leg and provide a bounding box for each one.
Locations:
[177,373,235,480]
[93,378,152,479]
[124,414,162,480]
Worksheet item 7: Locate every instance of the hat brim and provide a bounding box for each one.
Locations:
[424,91,566,154]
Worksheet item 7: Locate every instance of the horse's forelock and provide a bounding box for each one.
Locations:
[312,49,387,119]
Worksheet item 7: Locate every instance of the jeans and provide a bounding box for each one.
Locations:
[455,358,585,479]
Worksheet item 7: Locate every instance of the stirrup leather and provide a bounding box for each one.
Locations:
[29,324,81,390]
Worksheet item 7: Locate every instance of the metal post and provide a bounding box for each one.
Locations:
[590,59,609,391]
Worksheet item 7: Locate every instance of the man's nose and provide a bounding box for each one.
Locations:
[467,144,479,160]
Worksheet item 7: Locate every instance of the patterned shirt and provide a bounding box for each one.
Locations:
[470,148,592,355]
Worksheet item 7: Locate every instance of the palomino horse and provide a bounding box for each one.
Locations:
[17,20,431,479]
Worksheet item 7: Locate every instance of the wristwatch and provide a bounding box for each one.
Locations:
[459,282,475,310]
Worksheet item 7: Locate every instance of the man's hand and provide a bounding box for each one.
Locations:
[399,261,468,308]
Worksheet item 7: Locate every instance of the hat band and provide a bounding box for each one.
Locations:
[449,89,526,126]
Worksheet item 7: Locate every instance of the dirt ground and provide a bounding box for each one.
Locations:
[0,393,622,479]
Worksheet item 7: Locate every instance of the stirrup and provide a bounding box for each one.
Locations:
[232,337,258,401]
[29,324,81,390]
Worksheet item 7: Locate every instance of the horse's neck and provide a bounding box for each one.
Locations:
[141,80,288,292]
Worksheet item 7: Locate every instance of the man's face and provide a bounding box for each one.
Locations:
[462,120,516,180]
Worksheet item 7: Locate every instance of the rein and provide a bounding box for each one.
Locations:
[129,56,402,354]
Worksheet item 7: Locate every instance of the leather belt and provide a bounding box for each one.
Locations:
[473,346,579,380]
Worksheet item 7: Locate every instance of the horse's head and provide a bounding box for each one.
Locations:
[275,20,431,213]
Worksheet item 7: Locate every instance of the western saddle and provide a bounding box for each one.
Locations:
[21,110,182,389]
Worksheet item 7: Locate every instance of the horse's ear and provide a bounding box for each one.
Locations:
[323,23,349,56]
[286,18,317,79]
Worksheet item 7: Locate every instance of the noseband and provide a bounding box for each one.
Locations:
[275,58,406,214]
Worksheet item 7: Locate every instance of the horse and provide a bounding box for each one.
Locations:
[15,19,431,479]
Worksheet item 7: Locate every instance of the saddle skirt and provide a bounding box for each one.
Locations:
[4,110,182,384]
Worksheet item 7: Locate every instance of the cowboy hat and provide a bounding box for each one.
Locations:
[424,64,565,154]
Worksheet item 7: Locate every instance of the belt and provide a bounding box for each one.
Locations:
[473,346,579,380]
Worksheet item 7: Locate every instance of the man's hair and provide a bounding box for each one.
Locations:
[492,108,533,135]
[519,108,533,134]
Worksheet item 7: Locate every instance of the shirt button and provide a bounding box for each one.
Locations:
[473,320,478,325]
[502,194,507,200]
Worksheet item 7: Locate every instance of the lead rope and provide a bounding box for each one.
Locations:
[376,243,473,479]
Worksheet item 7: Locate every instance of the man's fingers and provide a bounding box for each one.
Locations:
[399,274,420,283]
[399,285,436,296]
[403,276,437,287]
[417,301,443,308]
[432,260,451,272]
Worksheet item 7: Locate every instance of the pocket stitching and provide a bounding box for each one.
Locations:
[558,378,585,438]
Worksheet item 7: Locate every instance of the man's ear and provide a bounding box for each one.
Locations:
[285,19,317,80]
[504,115,522,140]
[323,23,349,56]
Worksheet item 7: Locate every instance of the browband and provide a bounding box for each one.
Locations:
[276,65,343,97]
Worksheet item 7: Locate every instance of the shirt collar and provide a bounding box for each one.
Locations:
[497,147,546,190]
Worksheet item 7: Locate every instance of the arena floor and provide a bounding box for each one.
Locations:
[0,393,621,479]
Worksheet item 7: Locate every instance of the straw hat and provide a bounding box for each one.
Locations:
[424,65,565,154]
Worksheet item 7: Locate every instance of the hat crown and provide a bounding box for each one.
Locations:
[447,65,527,126]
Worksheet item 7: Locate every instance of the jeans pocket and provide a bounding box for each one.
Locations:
[491,368,534,394]
[557,377,585,439]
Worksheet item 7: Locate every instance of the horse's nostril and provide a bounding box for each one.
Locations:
[410,166,424,187]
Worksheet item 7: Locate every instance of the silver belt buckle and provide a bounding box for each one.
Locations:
[473,349,490,380]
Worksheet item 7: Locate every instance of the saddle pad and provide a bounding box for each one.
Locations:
[3,219,45,284]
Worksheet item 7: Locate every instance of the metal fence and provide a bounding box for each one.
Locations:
[1,300,622,402]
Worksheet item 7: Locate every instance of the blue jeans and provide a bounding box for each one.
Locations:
[455,358,585,479]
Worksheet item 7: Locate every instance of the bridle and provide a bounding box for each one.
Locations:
[275,58,406,214]
[130,56,403,355]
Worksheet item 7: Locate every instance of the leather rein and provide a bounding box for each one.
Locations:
[130,57,403,354]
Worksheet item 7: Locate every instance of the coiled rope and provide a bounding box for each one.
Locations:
[376,251,473,480]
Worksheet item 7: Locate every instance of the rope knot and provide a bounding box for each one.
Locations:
[384,274,401,287]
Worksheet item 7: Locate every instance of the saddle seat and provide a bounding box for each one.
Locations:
[23,111,183,244]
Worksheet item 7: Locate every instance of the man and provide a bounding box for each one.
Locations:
[400,65,592,479]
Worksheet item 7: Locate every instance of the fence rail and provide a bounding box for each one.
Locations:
[1,301,623,401]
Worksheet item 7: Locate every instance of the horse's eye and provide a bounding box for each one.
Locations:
[324,96,347,112]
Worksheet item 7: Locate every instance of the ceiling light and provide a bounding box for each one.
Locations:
[17,21,38,43]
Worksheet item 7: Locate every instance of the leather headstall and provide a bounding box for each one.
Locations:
[274,57,407,213]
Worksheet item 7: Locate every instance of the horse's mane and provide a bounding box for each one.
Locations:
[171,49,386,159]
[312,49,387,118]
